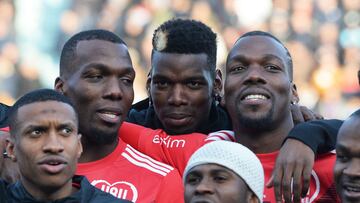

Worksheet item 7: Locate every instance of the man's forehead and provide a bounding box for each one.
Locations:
[338,117,360,141]
[75,39,128,57]
[17,101,75,120]
[229,35,287,59]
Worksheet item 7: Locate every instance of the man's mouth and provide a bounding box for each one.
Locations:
[38,158,67,174]
[242,94,268,101]
[164,113,192,127]
[343,183,360,200]
[97,110,122,124]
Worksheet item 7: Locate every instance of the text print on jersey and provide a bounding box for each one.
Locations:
[91,180,138,202]
[153,135,186,148]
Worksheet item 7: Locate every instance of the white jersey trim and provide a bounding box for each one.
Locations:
[206,130,235,142]
[126,144,174,170]
[121,145,173,176]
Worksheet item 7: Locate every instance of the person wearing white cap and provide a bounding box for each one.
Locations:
[183,141,264,203]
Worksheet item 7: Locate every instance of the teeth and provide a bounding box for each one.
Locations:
[102,112,118,119]
[245,94,267,100]
[345,186,360,192]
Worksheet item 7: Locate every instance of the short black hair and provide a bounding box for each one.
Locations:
[7,89,77,136]
[235,31,293,81]
[60,29,126,78]
[151,18,217,78]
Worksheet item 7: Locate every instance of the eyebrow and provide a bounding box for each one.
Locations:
[336,144,354,155]
[230,53,284,62]
[262,54,285,64]
[82,63,135,74]
[57,122,77,130]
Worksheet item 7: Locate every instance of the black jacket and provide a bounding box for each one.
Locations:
[287,119,342,153]
[127,98,232,134]
[0,103,10,128]
[0,175,132,203]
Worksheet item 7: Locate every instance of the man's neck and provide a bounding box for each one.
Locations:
[21,176,77,201]
[78,136,119,163]
[234,117,294,154]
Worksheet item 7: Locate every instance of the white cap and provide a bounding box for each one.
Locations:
[183,141,264,202]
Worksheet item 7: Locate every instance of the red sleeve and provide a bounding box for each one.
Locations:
[155,169,184,203]
[119,122,147,148]
[119,122,206,175]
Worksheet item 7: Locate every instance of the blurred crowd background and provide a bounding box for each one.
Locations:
[0,0,359,119]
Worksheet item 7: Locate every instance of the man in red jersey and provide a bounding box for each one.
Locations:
[223,31,338,203]
[54,29,183,203]
[119,31,340,203]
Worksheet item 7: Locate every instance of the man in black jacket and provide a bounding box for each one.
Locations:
[0,89,130,203]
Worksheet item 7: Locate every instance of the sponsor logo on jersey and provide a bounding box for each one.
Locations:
[92,180,139,202]
[152,134,186,148]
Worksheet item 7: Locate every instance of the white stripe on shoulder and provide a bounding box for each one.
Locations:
[206,130,235,141]
[122,152,167,176]
[125,144,174,171]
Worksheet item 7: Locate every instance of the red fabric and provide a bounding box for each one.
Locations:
[257,151,340,203]
[0,127,9,132]
[76,139,184,203]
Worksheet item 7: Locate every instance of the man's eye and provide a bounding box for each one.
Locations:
[121,78,134,85]
[154,81,169,88]
[87,75,103,81]
[187,81,201,89]
[186,175,201,185]
[29,130,42,137]
[264,64,280,71]
[214,176,227,183]
[337,154,350,162]
[230,65,246,73]
[61,128,72,135]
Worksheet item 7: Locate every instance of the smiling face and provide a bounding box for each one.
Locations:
[55,40,135,145]
[334,116,360,203]
[149,51,215,134]
[184,164,258,203]
[225,35,297,131]
[7,101,82,199]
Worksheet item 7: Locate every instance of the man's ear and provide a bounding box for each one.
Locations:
[146,76,151,96]
[77,133,83,159]
[54,77,65,94]
[213,69,223,97]
[6,138,16,162]
[291,83,300,105]
[247,191,260,203]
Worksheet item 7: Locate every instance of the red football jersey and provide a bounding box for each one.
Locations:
[119,122,234,175]
[258,151,340,203]
[76,139,184,203]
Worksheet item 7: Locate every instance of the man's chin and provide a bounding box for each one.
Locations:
[86,128,119,145]
[237,114,274,131]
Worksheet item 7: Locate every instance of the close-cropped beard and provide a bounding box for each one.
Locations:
[84,127,119,145]
[236,107,276,132]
